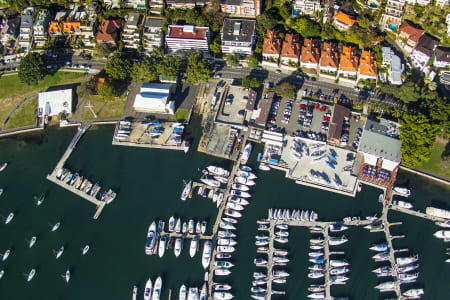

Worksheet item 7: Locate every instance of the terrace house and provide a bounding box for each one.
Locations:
[280,33,301,68]
[262,29,281,66]
[338,45,358,80]
[300,38,320,72]
[319,41,339,77]
[359,50,377,80]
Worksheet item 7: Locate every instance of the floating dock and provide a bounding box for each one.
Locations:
[46,124,107,219]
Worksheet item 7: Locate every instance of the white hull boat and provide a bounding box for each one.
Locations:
[174,238,183,258]
[179,284,187,300]
[215,268,231,276]
[151,276,162,300]
[226,202,244,211]
[82,245,90,255]
[241,143,252,164]
[159,236,167,258]
[26,269,36,282]
[234,176,255,186]
[228,196,249,205]
[206,166,230,177]
[189,236,199,258]
[29,236,37,248]
[231,183,250,191]
[55,246,64,259]
[202,241,212,269]
[230,190,251,198]
[200,178,221,188]
[217,246,235,253]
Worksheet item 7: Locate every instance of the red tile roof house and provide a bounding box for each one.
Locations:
[96,18,121,47]
[280,33,301,69]
[319,41,339,79]
[300,38,320,74]
[262,29,281,67]
[398,21,424,54]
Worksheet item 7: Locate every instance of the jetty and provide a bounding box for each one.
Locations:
[192,181,226,196]
[265,221,276,299]
[389,204,449,223]
[381,204,401,297]
[46,124,107,219]
[323,224,331,300]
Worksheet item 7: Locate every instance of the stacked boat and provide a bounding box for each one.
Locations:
[113,121,131,141]
[55,167,116,203]
[268,208,319,222]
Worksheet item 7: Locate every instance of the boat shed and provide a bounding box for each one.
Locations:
[133,83,176,114]
[327,104,350,144]
[38,89,73,117]
[253,92,274,128]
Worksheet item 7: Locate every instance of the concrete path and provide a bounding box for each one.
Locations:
[1,94,37,131]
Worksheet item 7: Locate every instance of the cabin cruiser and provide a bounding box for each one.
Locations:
[329,224,348,232]
[399,272,419,282]
[168,216,175,232]
[226,202,244,211]
[434,230,450,241]
[181,180,192,201]
[216,253,232,259]
[308,285,325,292]
[373,251,390,261]
[275,231,289,237]
[251,287,266,294]
[214,176,228,184]
[215,268,231,276]
[200,283,207,300]
[213,291,233,300]
[215,261,234,269]
[328,236,348,246]
[273,249,288,256]
[202,241,212,269]
[370,243,388,252]
[330,260,349,267]
[145,222,157,255]
[218,238,237,246]
[219,221,236,231]
[396,255,419,266]
[188,219,195,234]
[224,209,242,218]
[206,166,230,177]
[55,246,64,259]
[393,187,411,197]
[26,269,36,282]
[403,289,424,299]
[29,236,37,248]
[254,258,268,266]
[372,266,392,275]
[151,276,162,300]
[394,200,413,209]
[189,236,199,258]
[308,272,325,279]
[0,162,7,172]
[330,275,349,283]
[159,236,168,258]
[236,170,257,180]
[398,264,419,273]
[200,178,221,188]
[214,284,232,291]
[230,190,251,198]
[330,267,349,275]
[174,238,183,258]
[179,284,187,300]
[309,252,324,258]
[307,292,325,299]
[253,272,267,280]
[374,281,396,291]
[231,183,250,191]
[217,246,235,253]
[309,264,324,271]
[219,231,236,238]
[241,143,252,164]
[255,240,269,246]
[228,196,249,206]
[272,270,289,278]
[234,176,256,186]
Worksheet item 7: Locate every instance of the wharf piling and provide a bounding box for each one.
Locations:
[46,124,107,220]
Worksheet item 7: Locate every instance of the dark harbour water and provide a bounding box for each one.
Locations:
[0,122,449,300]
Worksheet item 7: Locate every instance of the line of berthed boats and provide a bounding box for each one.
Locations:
[267,208,319,222]
[55,167,116,204]
[145,218,208,258]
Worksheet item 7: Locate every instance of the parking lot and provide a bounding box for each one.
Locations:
[216,85,247,125]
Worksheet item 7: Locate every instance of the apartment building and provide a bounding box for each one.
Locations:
[221,18,256,55]
[142,18,163,54]
[221,0,261,17]
[292,0,321,17]
[33,11,49,48]
[410,34,439,70]
[126,0,147,9]
[18,10,34,51]
[434,47,450,68]
[123,13,142,50]
[436,0,449,7]
[166,25,210,54]
[381,47,404,85]
[380,0,405,31]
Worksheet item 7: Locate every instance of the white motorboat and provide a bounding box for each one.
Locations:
[145,221,157,255]
[213,291,234,300]
[55,246,64,259]
[219,231,236,238]
[329,224,348,232]
[329,267,349,275]
[276,224,289,230]
[253,272,267,280]
[196,221,202,234]
[63,270,70,283]
[216,193,224,208]
[328,235,348,246]
[330,275,349,283]
[189,236,199,258]
[272,270,289,278]
[219,221,236,231]
[188,287,199,300]
[240,165,252,172]
[206,166,230,177]
[0,270,4,279]
[255,234,268,240]
[275,231,289,237]
[272,278,286,284]
[399,272,419,282]
[436,221,450,228]
[396,255,419,266]
[222,217,237,224]
[0,162,7,172]
[217,246,235,253]
[151,276,162,300]
[274,237,288,244]
[251,287,266,293]
[308,272,325,279]
[81,244,90,255]
[200,283,207,300]
[214,176,228,184]
[182,222,188,234]
[215,268,231,276]
[255,240,269,246]
[308,264,324,271]
[434,230,450,241]
[372,251,390,261]
[4,212,14,224]
[179,284,187,300]
[394,200,413,209]
[228,196,249,206]
[254,258,268,265]
[214,284,232,291]
[168,216,175,232]
[398,264,419,273]
[200,178,221,188]
[215,261,234,268]
[29,236,37,248]
[202,240,212,269]
[236,170,257,180]
[51,222,60,232]
[308,252,324,258]
[393,187,411,197]
[224,209,242,218]
[307,292,325,299]
[372,266,392,275]
[374,281,395,291]
[369,243,388,252]
[175,218,181,233]
[2,249,10,261]
[201,221,207,234]
[216,253,232,259]
[181,180,192,201]
[188,219,195,234]
[230,190,251,198]
[241,142,252,164]
[174,238,183,258]
[234,176,255,186]
[159,236,167,258]
[308,285,325,292]
[26,268,36,282]
[259,164,270,171]
[310,245,323,250]
[231,183,250,191]
[226,202,244,211]
[208,189,214,199]
[218,238,237,246]
[403,289,424,298]
[35,193,45,206]
[330,260,349,267]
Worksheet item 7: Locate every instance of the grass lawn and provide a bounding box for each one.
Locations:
[416,139,450,179]
[0,72,88,127]
[81,95,126,120]
[5,97,38,130]
[169,108,191,122]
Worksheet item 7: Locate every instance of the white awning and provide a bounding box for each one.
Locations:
[381,159,399,171]
[364,153,378,166]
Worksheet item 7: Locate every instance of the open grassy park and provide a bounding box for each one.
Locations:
[0,71,88,129]
[81,95,126,120]
[417,138,450,179]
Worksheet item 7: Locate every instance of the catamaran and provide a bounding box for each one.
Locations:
[181,180,192,201]
[241,143,252,164]
[202,240,212,269]
[144,278,152,300]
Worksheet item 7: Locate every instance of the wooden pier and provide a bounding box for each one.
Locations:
[192,182,226,196]
[265,221,276,300]
[323,224,331,300]
[46,124,107,220]
[381,204,401,297]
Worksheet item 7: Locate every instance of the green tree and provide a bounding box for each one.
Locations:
[256,10,278,34]
[380,81,421,103]
[18,52,45,86]
[399,112,440,168]
[424,96,450,135]
[97,80,123,98]
[275,82,297,98]
[185,52,211,84]
[156,55,183,79]
[76,80,95,98]
[225,53,241,66]
[358,17,371,29]
[246,55,259,68]
[210,40,222,55]
[93,43,115,60]
[104,54,132,80]
[131,58,158,82]
[294,17,321,37]
[242,76,261,89]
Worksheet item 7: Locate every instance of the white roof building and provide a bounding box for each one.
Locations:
[133,83,175,114]
[38,89,73,116]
